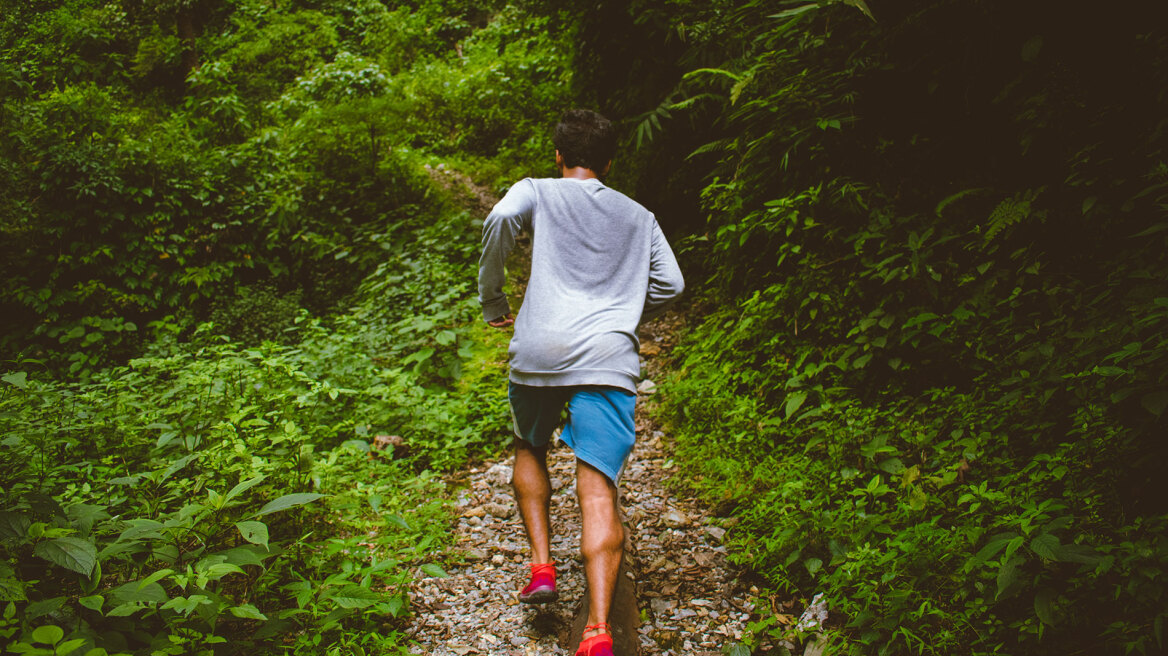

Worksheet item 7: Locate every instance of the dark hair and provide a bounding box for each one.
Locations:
[553,109,617,172]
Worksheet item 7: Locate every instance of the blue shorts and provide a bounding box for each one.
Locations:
[508,382,636,483]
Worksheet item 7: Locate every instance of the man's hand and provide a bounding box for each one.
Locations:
[487,314,514,328]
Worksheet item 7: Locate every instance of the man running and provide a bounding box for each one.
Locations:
[477,109,685,656]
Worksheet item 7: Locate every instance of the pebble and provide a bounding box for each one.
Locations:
[703,526,727,541]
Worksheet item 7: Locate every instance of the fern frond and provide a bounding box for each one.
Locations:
[687,138,737,160]
[984,190,1042,243]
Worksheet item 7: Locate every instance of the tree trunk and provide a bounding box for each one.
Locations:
[176,5,199,77]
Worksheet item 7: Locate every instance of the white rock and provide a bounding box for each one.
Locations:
[662,508,688,527]
[797,592,829,631]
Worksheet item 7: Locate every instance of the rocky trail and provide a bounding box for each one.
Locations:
[405,313,761,655]
[404,168,810,655]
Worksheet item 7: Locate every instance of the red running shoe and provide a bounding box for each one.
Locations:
[575,623,614,656]
[518,562,558,604]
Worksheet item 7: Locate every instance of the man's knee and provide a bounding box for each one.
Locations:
[512,439,549,489]
[580,520,624,558]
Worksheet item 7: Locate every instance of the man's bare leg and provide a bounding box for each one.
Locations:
[512,438,552,564]
[577,458,623,639]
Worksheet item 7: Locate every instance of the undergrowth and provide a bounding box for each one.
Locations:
[0,1,548,652]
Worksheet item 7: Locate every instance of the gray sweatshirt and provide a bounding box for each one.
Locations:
[478,177,684,392]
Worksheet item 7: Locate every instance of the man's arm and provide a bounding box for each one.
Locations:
[642,221,685,321]
[478,180,535,323]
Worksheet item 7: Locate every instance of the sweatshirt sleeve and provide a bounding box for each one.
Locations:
[642,220,685,321]
[478,180,535,322]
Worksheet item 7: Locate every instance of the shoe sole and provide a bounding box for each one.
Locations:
[519,587,559,604]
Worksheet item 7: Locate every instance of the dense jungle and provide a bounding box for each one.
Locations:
[1,0,1166,654]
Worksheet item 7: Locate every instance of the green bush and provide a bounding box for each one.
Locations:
[637,0,1168,653]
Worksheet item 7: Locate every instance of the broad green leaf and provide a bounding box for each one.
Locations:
[382,594,405,618]
[66,504,110,537]
[420,563,448,579]
[402,347,435,365]
[331,584,379,609]
[81,560,102,596]
[317,607,354,629]
[0,511,31,541]
[252,493,325,518]
[200,563,245,581]
[968,533,1015,570]
[161,595,211,615]
[78,595,103,613]
[31,625,64,645]
[903,312,939,329]
[803,557,823,576]
[1057,543,1101,565]
[137,568,174,590]
[105,602,143,617]
[220,546,268,568]
[2,371,28,389]
[34,537,97,576]
[784,391,807,419]
[907,488,928,511]
[996,558,1022,600]
[57,638,87,655]
[224,476,265,505]
[112,580,167,604]
[1003,535,1026,562]
[342,439,371,454]
[229,603,268,620]
[25,597,65,619]
[386,514,411,530]
[160,454,198,484]
[1034,588,1057,626]
[115,518,163,542]
[727,645,751,656]
[1030,533,1062,561]
[235,521,269,548]
[156,431,179,449]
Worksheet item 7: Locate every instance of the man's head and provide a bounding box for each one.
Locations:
[553,109,616,174]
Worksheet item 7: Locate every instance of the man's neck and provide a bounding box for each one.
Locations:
[560,166,600,180]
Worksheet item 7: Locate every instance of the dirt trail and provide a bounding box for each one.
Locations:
[406,312,756,655]
[407,169,756,654]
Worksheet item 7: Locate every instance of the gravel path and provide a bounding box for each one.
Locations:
[407,316,758,656]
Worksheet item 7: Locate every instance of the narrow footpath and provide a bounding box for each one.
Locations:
[410,167,758,654]
[405,312,758,655]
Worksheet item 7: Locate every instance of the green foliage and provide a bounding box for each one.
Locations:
[207,283,302,345]
[0,1,546,653]
[0,260,503,652]
[390,5,570,160]
[632,0,1168,653]
[0,0,565,375]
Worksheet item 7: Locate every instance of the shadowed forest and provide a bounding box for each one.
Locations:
[2,0,1166,654]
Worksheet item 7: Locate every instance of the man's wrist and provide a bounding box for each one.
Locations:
[487,314,514,328]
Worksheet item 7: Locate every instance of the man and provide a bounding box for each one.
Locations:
[477,109,684,656]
